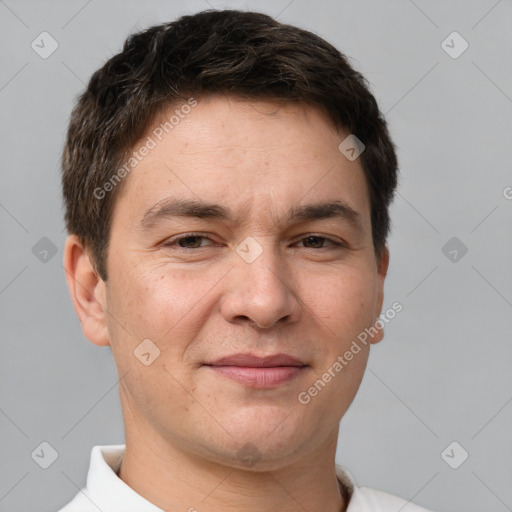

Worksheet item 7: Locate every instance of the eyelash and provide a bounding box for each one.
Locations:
[162,233,346,250]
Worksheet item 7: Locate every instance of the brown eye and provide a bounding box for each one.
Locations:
[177,236,205,248]
[297,236,342,249]
[163,233,215,249]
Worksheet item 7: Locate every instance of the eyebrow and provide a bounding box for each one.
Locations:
[137,198,363,232]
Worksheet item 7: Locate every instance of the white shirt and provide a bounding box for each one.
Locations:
[57,445,434,512]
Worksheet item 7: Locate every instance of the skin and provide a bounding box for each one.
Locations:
[64,94,389,512]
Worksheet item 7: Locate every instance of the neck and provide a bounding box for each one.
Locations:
[117,425,348,512]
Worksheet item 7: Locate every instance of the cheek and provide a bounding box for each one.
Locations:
[106,265,195,417]
[309,266,378,336]
[300,271,375,423]
[108,263,181,332]
[106,262,223,362]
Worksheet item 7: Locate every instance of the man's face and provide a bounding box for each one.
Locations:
[96,96,387,468]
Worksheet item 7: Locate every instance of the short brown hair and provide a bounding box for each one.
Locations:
[62,9,398,281]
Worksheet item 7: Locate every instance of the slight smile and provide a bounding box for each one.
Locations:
[203,353,310,388]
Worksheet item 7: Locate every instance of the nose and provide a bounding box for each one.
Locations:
[220,239,301,330]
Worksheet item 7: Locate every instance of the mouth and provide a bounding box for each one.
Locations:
[203,353,309,388]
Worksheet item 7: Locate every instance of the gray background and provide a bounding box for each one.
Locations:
[1,0,511,510]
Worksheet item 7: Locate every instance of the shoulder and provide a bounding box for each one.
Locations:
[336,465,435,512]
[55,493,88,512]
[354,485,435,511]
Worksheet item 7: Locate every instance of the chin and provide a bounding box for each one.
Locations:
[209,423,310,469]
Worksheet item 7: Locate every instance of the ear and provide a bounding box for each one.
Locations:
[63,234,110,347]
[369,246,390,345]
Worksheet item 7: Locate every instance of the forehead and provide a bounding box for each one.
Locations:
[111,95,371,230]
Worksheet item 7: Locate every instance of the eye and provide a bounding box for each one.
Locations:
[162,233,346,251]
[163,233,215,249]
[295,235,344,249]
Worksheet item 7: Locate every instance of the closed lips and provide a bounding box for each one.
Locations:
[205,353,308,367]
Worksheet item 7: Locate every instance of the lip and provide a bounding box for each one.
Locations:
[206,353,307,368]
[204,353,308,388]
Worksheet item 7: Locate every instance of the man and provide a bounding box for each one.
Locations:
[59,9,434,512]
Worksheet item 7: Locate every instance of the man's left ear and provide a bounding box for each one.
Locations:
[370,246,389,345]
